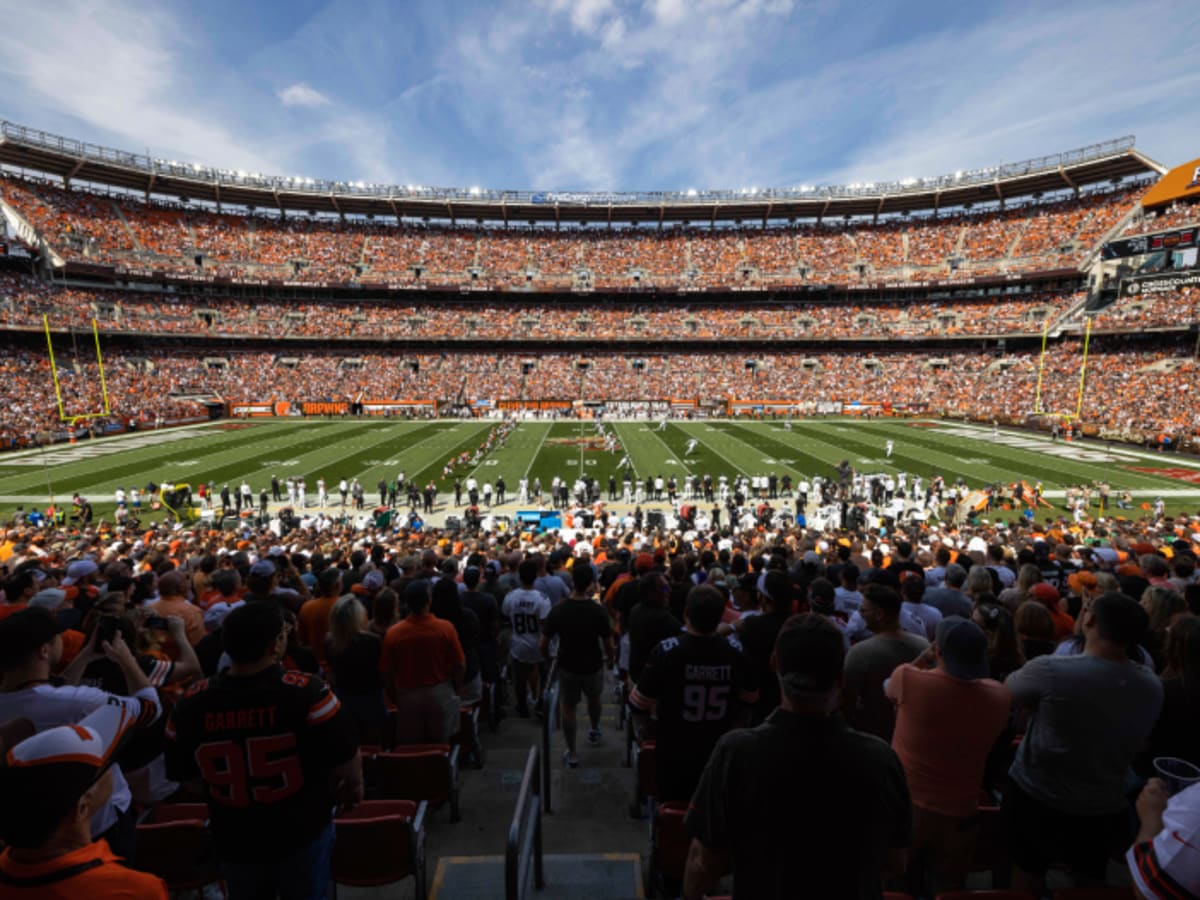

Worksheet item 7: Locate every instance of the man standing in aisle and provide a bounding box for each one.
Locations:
[503,559,552,718]
[541,564,612,768]
[631,584,757,802]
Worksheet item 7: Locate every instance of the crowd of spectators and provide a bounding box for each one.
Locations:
[1,337,1196,449]
[1,173,1147,288]
[1089,283,1200,330]
[0,274,1085,340]
[0,460,1198,897]
[1123,200,1200,236]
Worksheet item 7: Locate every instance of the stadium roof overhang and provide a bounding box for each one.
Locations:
[0,120,1165,225]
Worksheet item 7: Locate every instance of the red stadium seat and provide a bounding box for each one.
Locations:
[132,805,222,894]
[331,799,427,900]
[451,703,484,767]
[969,805,1010,887]
[630,739,657,818]
[645,800,692,898]
[370,744,461,822]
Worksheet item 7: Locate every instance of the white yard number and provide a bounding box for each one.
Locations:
[584,458,597,466]
[682,685,729,722]
[483,459,499,466]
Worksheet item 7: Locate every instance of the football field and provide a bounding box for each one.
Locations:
[2,417,1199,523]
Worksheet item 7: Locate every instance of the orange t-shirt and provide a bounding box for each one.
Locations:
[297,595,338,665]
[886,664,1011,818]
[0,839,168,899]
[149,596,205,647]
[379,612,464,689]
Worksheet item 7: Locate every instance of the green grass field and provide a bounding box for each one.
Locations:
[3,417,1200,524]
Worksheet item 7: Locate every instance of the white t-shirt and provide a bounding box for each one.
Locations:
[0,683,161,835]
[1128,780,1200,900]
[503,587,551,663]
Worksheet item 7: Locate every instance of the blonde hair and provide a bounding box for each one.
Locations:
[328,594,367,661]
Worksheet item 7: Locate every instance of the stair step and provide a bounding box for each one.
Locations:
[430,852,643,900]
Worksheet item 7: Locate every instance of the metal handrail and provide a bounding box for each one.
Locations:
[540,658,560,814]
[505,745,544,900]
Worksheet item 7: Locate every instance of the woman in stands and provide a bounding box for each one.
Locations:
[432,579,482,705]
[325,594,385,742]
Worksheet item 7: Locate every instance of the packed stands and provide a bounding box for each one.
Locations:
[1,338,1194,449]
[0,174,1148,289]
[0,274,1086,340]
[1123,200,1200,235]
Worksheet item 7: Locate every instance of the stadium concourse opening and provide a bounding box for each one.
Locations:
[1,120,1199,900]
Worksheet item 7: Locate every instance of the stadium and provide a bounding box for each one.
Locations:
[1,103,1199,900]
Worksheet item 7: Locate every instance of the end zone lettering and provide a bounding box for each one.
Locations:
[302,401,349,415]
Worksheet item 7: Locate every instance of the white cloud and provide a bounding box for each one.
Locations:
[277,82,332,108]
[0,0,279,173]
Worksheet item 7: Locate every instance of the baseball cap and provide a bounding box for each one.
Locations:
[634,553,655,574]
[774,614,844,695]
[1029,582,1060,607]
[756,571,792,607]
[0,703,140,848]
[249,560,277,578]
[0,608,65,665]
[28,588,67,611]
[1067,570,1099,595]
[361,571,385,592]
[935,616,991,681]
[61,559,98,586]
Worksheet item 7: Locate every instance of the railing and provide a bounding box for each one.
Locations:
[0,118,1136,207]
[540,658,560,814]
[505,745,544,900]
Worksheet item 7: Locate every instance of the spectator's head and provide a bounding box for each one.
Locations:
[1014,600,1055,642]
[807,577,836,615]
[1085,591,1149,652]
[0,607,63,675]
[373,588,398,629]
[943,563,967,589]
[1140,585,1187,634]
[403,579,432,614]
[684,584,726,635]
[246,559,278,595]
[773,614,845,712]
[463,566,482,590]
[157,569,187,599]
[317,567,343,598]
[861,583,902,631]
[571,562,595,594]
[839,563,860,589]
[518,558,538,587]
[757,570,792,612]
[0,705,132,850]
[328,594,367,658]
[965,565,994,598]
[934,616,991,680]
[1162,615,1200,689]
[221,601,285,667]
[210,567,241,598]
[900,574,925,604]
[431,578,463,624]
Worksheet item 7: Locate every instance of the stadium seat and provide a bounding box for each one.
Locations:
[132,804,222,894]
[371,744,461,823]
[331,799,427,900]
[451,703,485,767]
[1052,890,1136,899]
[645,800,691,898]
[934,892,1037,900]
[968,804,1009,887]
[630,739,657,818]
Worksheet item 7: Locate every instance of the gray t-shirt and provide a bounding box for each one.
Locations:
[1007,654,1163,815]
[843,632,929,742]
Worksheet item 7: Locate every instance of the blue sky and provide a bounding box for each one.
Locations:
[0,0,1196,193]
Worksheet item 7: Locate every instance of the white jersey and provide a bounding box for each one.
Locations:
[503,588,551,663]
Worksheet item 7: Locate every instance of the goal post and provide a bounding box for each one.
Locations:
[43,314,112,422]
[1032,314,1092,423]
